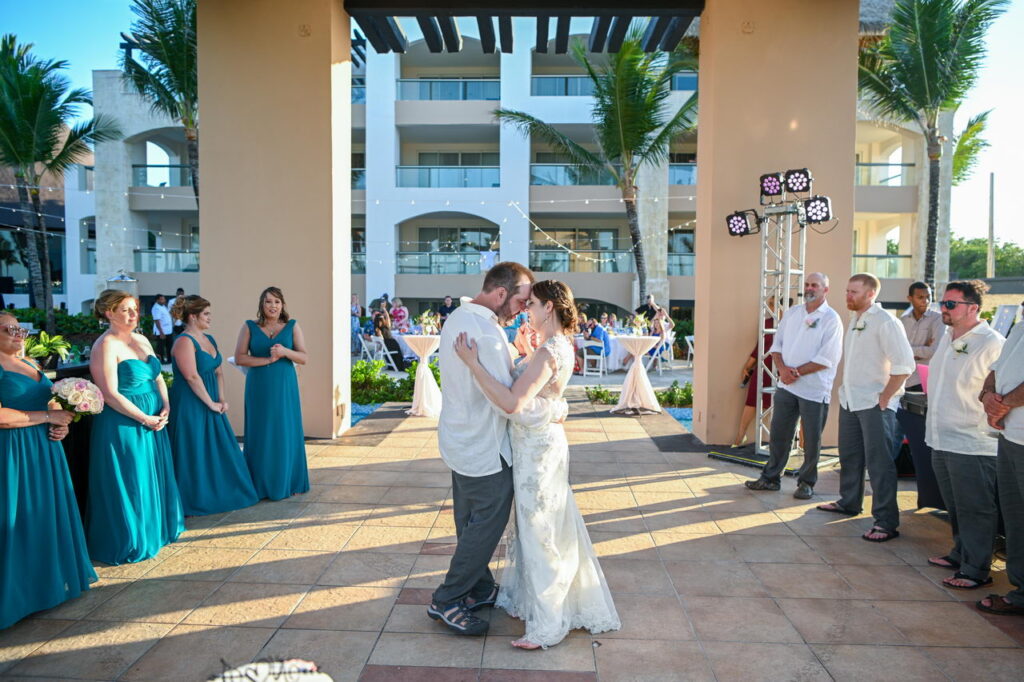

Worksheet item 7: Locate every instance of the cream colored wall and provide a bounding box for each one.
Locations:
[198,0,351,437]
[400,65,499,78]
[694,0,859,446]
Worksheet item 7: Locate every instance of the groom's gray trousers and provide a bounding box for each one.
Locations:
[433,458,514,606]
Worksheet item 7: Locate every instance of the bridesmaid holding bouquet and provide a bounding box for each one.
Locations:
[169,295,258,515]
[233,287,309,500]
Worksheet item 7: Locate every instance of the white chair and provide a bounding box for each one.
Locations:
[643,335,673,375]
[358,335,380,362]
[377,337,402,372]
[582,340,606,377]
[684,335,695,368]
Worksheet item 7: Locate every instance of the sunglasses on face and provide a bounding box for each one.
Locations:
[3,325,29,338]
[939,300,974,310]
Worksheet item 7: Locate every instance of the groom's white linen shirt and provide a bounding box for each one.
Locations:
[924,322,1003,455]
[838,303,916,412]
[437,298,567,477]
[992,321,1024,446]
[772,300,844,403]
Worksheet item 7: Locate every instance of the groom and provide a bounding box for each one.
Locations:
[428,262,567,635]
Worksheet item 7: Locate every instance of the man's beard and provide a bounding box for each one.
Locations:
[804,291,818,302]
[496,299,519,325]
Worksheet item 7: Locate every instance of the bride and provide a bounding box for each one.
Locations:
[454,279,620,649]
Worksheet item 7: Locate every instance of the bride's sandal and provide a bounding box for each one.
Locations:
[511,638,542,650]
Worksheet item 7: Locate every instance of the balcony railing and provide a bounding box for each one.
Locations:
[131,164,194,188]
[397,78,500,101]
[531,75,595,97]
[396,166,500,188]
[668,253,695,276]
[397,252,485,275]
[671,72,698,91]
[134,249,199,273]
[529,249,635,274]
[855,162,916,186]
[352,252,365,274]
[669,163,697,185]
[352,86,366,104]
[852,254,912,279]
[530,164,617,186]
[352,169,366,189]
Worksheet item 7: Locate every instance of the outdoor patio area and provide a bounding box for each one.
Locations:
[2,389,1022,682]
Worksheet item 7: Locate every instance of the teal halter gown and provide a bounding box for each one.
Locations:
[0,360,96,629]
[86,356,185,564]
[169,333,258,515]
[243,319,309,500]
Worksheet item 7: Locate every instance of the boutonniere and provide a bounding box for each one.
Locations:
[852,320,867,332]
[952,339,969,354]
[804,317,819,329]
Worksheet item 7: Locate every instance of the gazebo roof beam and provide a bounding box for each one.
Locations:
[606,16,632,53]
[437,15,463,53]
[658,14,694,51]
[554,16,571,53]
[416,16,444,52]
[588,16,612,52]
[499,16,514,53]
[641,16,672,52]
[535,16,550,53]
[353,16,390,53]
[378,16,408,53]
[478,16,497,53]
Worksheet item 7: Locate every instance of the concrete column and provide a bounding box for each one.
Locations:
[637,159,669,307]
[365,51,398,298]
[499,38,533,265]
[693,0,858,445]
[198,0,351,437]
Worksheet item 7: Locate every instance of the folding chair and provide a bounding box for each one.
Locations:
[358,335,380,362]
[643,336,672,375]
[377,338,402,372]
[582,339,606,377]
[684,335,695,368]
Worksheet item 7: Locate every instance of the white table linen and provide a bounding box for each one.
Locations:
[610,336,662,414]
[401,335,442,417]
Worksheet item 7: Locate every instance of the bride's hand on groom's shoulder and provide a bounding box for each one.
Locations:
[453,332,479,366]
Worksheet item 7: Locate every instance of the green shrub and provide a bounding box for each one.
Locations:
[585,385,618,404]
[161,370,174,388]
[656,380,693,407]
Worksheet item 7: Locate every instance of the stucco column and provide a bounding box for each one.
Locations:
[365,51,398,299]
[499,42,532,265]
[637,159,669,307]
[694,0,858,445]
[198,0,351,437]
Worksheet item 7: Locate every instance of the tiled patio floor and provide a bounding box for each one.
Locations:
[3,389,1023,681]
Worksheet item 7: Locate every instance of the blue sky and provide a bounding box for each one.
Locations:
[2,1,1019,243]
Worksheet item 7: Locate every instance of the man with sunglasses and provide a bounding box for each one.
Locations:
[923,281,1004,590]
[977,297,1024,617]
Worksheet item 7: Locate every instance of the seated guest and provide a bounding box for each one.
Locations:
[234,287,309,501]
[0,312,94,629]
[608,313,619,330]
[577,317,612,368]
[374,311,407,371]
[977,297,1024,617]
[169,296,259,516]
[636,293,657,320]
[391,297,410,332]
[599,311,609,328]
[88,290,185,564]
[924,281,1004,589]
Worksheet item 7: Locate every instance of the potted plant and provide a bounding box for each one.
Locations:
[23,331,72,370]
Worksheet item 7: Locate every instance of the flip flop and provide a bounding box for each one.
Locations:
[943,572,993,590]
[977,594,1024,616]
[816,501,858,516]
[927,555,961,570]
[862,526,899,543]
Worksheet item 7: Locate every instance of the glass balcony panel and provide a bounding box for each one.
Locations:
[855,163,916,186]
[352,253,366,274]
[851,254,912,279]
[529,249,635,273]
[529,164,617,186]
[396,166,500,188]
[671,72,698,90]
[133,249,200,273]
[351,86,366,103]
[668,253,696,276]
[352,169,366,189]
[396,252,484,275]
[396,79,500,101]
[131,164,193,188]
[669,163,697,185]
[530,76,594,96]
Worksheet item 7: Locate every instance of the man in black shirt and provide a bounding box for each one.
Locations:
[438,295,457,327]
[635,294,658,320]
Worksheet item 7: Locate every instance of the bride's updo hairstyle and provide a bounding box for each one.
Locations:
[531,279,579,334]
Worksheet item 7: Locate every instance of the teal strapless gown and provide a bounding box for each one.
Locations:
[244,319,309,500]
[0,360,96,629]
[169,333,258,515]
[86,356,184,564]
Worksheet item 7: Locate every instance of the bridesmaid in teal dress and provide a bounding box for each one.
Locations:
[87,290,185,564]
[169,295,258,515]
[233,286,309,500]
[0,312,95,629]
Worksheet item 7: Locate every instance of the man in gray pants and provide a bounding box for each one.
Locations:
[817,273,914,542]
[979,304,1024,616]
[427,262,567,635]
[745,273,843,499]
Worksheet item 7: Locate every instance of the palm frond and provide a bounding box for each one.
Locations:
[951,109,991,186]
[639,92,698,166]
[47,114,123,178]
[492,108,604,171]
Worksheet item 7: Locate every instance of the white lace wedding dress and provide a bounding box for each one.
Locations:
[496,334,621,647]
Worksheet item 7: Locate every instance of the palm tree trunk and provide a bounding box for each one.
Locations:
[14,174,44,311]
[29,185,56,333]
[622,184,647,304]
[924,133,941,290]
[185,126,199,206]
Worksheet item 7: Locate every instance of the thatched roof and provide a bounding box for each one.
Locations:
[685,0,896,38]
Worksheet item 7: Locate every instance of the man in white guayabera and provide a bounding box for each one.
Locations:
[427,262,567,636]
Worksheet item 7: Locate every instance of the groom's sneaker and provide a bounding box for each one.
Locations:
[466,583,499,611]
[427,600,489,636]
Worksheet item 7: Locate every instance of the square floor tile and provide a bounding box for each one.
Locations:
[604,593,694,641]
[799,535,906,565]
[317,552,417,588]
[31,578,133,621]
[725,535,822,563]
[811,644,946,682]
[775,598,907,645]
[587,530,660,560]
[594,639,712,681]
[283,586,399,631]
[344,526,430,554]
[0,619,74,675]
[85,579,218,624]
[651,532,739,562]
[258,628,378,682]
[598,558,674,594]
[922,646,1024,681]
[833,564,952,601]
[870,601,1019,647]
[369,632,484,668]
[228,549,335,585]
[703,641,831,682]
[183,582,307,628]
[664,560,768,597]
[141,547,256,582]
[481,632,595,672]
[748,563,859,599]
[120,624,274,681]
[684,596,802,643]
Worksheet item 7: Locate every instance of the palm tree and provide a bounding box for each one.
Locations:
[120,0,198,202]
[0,35,121,332]
[859,0,1007,288]
[951,109,990,186]
[494,32,697,303]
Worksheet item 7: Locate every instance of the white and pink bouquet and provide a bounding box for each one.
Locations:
[51,378,105,421]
